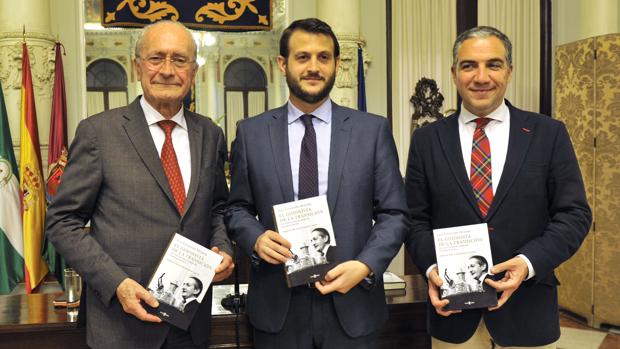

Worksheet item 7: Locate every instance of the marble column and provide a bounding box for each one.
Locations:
[51,0,87,143]
[270,54,285,108]
[205,51,220,123]
[317,0,368,110]
[0,0,56,163]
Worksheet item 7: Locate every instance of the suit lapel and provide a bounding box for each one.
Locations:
[269,106,295,203]
[436,115,481,217]
[486,108,534,220]
[184,111,203,217]
[122,99,177,209]
[327,104,351,214]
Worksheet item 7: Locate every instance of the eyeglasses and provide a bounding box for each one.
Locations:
[137,56,195,69]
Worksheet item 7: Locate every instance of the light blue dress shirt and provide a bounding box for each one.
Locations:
[287,99,332,200]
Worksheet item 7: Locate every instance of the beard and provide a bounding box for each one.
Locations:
[286,69,336,104]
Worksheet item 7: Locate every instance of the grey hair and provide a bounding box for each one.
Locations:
[134,20,197,60]
[452,26,512,67]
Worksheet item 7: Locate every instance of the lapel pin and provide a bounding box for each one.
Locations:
[521,127,531,133]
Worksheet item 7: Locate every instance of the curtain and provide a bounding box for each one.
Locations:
[108,91,128,109]
[248,91,266,117]
[391,0,457,173]
[87,91,104,116]
[478,0,540,113]
[226,91,244,150]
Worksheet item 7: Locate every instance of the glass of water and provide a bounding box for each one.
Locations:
[64,268,82,322]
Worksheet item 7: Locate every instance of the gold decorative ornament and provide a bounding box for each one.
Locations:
[195,0,268,26]
[105,0,180,23]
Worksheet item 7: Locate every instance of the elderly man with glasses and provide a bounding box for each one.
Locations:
[46,21,234,349]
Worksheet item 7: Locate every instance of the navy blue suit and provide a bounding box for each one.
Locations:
[225,102,408,338]
[405,101,591,346]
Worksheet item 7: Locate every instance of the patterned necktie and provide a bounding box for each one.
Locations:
[298,114,318,200]
[158,120,186,214]
[470,118,493,218]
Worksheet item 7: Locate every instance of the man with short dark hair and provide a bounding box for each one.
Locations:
[405,26,591,348]
[226,17,408,348]
[46,21,234,349]
[310,228,330,256]
[179,277,203,315]
[467,255,488,292]
[467,256,488,281]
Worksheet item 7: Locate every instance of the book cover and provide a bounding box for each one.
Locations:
[433,223,497,311]
[272,196,336,287]
[146,233,223,330]
[383,271,406,290]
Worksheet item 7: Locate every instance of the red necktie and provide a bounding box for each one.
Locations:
[470,118,493,217]
[158,120,186,214]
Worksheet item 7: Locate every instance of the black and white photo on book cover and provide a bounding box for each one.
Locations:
[272,195,337,287]
[146,233,223,330]
[433,223,497,311]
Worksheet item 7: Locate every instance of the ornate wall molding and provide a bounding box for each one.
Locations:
[221,54,269,79]
[205,51,220,63]
[0,38,55,98]
[335,37,370,89]
[0,32,55,42]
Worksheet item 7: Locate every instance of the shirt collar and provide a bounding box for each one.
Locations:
[287,99,332,125]
[140,96,188,130]
[459,100,508,125]
[184,296,197,304]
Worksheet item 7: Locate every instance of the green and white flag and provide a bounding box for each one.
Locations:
[0,81,24,294]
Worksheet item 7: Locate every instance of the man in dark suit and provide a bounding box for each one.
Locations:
[179,277,203,315]
[46,21,234,349]
[309,227,333,264]
[225,18,408,348]
[405,26,591,348]
[467,255,488,292]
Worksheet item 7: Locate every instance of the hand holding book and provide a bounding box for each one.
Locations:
[272,196,337,287]
[486,256,529,311]
[314,260,371,294]
[253,229,293,264]
[426,266,462,317]
[432,223,498,311]
[116,278,162,323]
[211,246,235,282]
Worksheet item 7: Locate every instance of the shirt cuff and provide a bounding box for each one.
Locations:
[517,254,535,280]
[425,264,437,279]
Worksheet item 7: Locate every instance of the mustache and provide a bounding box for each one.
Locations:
[302,73,324,80]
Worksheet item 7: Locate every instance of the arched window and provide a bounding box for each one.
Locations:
[86,59,128,114]
[224,58,268,145]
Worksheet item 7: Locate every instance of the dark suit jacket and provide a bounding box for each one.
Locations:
[183,299,200,316]
[225,102,409,337]
[46,98,232,349]
[405,101,592,346]
[324,245,336,264]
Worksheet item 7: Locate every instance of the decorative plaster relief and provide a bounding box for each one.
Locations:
[334,36,371,89]
[0,37,55,98]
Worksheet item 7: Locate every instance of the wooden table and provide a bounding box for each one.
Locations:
[0,275,429,349]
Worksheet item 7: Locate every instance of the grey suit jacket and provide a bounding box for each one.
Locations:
[225,102,409,337]
[46,98,232,349]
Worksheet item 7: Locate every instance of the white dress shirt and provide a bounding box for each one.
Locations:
[427,101,535,280]
[140,97,191,194]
